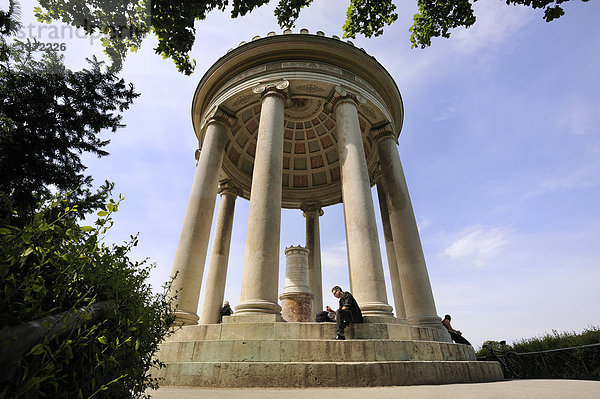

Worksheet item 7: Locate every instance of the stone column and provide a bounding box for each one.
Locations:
[198,181,240,324]
[279,246,314,322]
[375,177,407,321]
[301,202,323,315]
[333,86,393,318]
[374,126,440,328]
[235,80,288,318]
[169,108,235,325]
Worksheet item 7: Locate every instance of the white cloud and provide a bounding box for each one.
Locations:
[451,1,533,54]
[441,225,511,267]
[321,242,348,271]
[417,217,433,231]
[519,166,599,200]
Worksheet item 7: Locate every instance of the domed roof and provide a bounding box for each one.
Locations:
[191,30,404,209]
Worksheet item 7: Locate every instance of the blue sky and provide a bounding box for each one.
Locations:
[13,0,600,348]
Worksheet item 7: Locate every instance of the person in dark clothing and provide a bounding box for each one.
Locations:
[442,314,471,345]
[219,301,233,323]
[331,286,363,340]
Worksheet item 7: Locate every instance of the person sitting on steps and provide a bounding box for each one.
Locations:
[442,314,471,345]
[219,301,233,323]
[331,285,363,340]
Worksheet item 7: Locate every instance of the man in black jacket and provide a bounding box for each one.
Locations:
[331,285,363,340]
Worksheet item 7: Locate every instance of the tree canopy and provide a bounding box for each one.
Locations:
[27,0,591,75]
[1,9,174,398]
[0,26,138,224]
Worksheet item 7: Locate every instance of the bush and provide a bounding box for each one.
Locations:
[0,193,175,398]
[476,326,600,380]
[512,327,600,380]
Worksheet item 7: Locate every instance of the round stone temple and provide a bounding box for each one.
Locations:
[192,32,404,209]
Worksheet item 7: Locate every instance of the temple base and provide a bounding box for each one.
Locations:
[155,320,503,387]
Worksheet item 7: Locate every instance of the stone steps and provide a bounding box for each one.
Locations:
[168,321,451,342]
[158,338,475,363]
[156,360,504,388]
[155,321,504,387]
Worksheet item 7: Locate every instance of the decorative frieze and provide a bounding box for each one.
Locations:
[232,94,254,107]
[281,61,342,76]
[296,83,325,94]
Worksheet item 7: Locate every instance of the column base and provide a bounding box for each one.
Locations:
[407,313,443,329]
[235,299,283,317]
[359,302,395,318]
[173,310,199,326]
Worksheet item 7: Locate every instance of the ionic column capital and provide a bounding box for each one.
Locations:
[371,123,398,145]
[372,162,384,183]
[218,179,243,197]
[253,79,290,101]
[202,106,237,131]
[301,202,324,217]
[330,85,367,110]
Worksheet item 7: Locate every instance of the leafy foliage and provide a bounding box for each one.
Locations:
[0,193,176,398]
[0,35,138,225]
[343,0,398,39]
[0,9,174,397]
[275,0,314,30]
[504,0,590,23]
[409,0,476,48]
[477,326,600,380]
[28,0,590,75]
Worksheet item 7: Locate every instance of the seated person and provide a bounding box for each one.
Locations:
[442,314,471,345]
[331,285,363,340]
[219,301,233,323]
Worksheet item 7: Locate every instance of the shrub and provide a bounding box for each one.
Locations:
[0,193,175,398]
[476,327,600,380]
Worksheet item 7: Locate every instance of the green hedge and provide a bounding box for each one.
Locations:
[477,326,600,380]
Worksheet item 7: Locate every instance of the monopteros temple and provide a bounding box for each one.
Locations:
[156,30,503,387]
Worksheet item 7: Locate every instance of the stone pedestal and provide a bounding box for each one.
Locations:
[279,292,314,322]
[279,246,314,322]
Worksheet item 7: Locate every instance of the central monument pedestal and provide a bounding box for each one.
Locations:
[155,320,503,388]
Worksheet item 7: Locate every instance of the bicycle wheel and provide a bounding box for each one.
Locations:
[505,352,524,379]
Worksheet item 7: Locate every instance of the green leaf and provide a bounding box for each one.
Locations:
[80,226,94,232]
[98,336,108,345]
[97,210,108,216]
[21,247,34,257]
[29,344,45,355]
